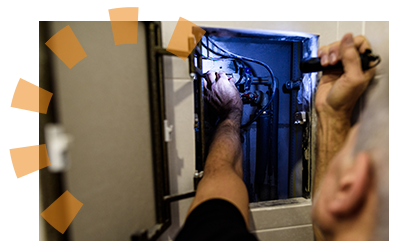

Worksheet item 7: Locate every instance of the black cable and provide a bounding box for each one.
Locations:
[201,41,228,58]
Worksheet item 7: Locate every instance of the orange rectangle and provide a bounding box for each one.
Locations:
[38,83,53,114]
[108,7,139,21]
[10,144,50,178]
[11,79,53,114]
[110,21,138,45]
[45,25,87,69]
[109,7,139,45]
[41,191,83,234]
[10,77,39,113]
[167,17,206,61]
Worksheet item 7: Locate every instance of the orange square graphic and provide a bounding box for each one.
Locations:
[108,7,138,21]
[110,21,138,45]
[45,25,87,69]
[38,82,53,114]
[11,79,53,114]
[41,191,83,234]
[109,7,139,45]
[167,17,206,61]
[10,144,50,178]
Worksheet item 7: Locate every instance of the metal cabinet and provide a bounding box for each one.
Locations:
[191,27,318,202]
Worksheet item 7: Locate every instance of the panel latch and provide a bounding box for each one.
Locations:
[294,111,307,125]
[286,79,302,90]
[164,120,173,142]
[44,123,72,173]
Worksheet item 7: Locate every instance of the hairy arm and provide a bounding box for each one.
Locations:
[205,109,243,179]
[312,34,375,239]
[314,113,351,198]
[187,71,250,226]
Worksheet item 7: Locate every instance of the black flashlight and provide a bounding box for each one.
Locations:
[300,49,381,73]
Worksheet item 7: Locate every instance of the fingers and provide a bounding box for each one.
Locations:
[203,78,209,93]
[353,35,372,54]
[218,71,236,89]
[228,76,236,87]
[207,70,216,82]
[318,41,340,66]
[217,70,228,80]
[206,70,231,87]
[318,34,372,67]
[205,70,237,93]
[205,70,217,90]
[339,33,364,82]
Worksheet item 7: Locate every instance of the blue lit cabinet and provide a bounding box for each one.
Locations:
[39,21,318,241]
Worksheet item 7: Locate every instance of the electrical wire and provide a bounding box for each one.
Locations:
[201,40,247,86]
[205,37,277,129]
[201,54,221,61]
[201,41,228,58]
[201,40,255,77]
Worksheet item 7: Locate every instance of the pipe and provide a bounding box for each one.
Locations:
[255,110,270,201]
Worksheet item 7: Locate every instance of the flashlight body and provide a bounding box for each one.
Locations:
[300,49,378,73]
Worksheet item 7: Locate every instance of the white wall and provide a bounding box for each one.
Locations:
[159,21,389,240]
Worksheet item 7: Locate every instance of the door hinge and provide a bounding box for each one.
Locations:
[164,120,173,142]
[44,123,73,173]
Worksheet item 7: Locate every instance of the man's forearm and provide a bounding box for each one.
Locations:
[313,114,351,240]
[204,109,243,176]
[187,108,248,223]
[313,114,351,197]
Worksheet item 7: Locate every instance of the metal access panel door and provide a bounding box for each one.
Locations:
[47,21,157,240]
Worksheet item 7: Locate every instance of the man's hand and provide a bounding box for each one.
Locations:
[203,70,242,122]
[316,33,376,120]
[312,33,376,240]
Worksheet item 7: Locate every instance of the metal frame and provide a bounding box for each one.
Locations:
[141,21,198,240]
[39,21,69,241]
[288,41,302,198]
[189,45,206,174]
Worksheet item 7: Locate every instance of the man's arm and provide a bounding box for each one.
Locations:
[313,33,376,239]
[186,71,250,226]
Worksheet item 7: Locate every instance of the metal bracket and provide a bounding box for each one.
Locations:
[193,170,204,190]
[286,79,302,90]
[44,123,72,173]
[294,111,307,125]
[164,120,173,142]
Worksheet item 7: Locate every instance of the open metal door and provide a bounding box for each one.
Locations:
[39,21,173,240]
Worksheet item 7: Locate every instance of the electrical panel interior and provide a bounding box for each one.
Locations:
[192,27,318,202]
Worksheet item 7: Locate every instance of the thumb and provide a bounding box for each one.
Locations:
[339,33,364,83]
[202,78,209,92]
[228,76,236,87]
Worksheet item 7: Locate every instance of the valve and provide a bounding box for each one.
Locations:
[241,92,259,104]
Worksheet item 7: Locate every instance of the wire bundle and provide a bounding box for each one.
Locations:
[202,37,277,129]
